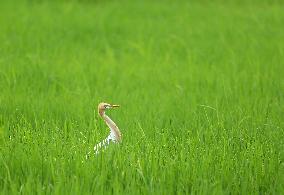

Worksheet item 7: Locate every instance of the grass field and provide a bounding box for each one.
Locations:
[0,0,284,194]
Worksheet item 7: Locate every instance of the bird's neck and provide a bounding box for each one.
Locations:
[100,112,121,142]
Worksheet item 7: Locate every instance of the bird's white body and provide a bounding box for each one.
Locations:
[94,118,118,153]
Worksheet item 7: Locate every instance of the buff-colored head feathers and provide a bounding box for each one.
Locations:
[98,102,120,116]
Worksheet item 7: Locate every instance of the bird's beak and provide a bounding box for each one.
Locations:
[111,104,120,108]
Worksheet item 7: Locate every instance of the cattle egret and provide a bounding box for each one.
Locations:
[93,102,121,154]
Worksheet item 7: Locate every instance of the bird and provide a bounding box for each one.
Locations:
[93,102,121,155]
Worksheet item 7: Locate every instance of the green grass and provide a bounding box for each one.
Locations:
[0,0,284,194]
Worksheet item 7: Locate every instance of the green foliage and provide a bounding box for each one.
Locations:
[0,0,284,194]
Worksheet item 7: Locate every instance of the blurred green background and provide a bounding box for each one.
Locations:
[0,0,283,194]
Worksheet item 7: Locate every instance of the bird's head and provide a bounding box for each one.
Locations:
[98,102,120,116]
